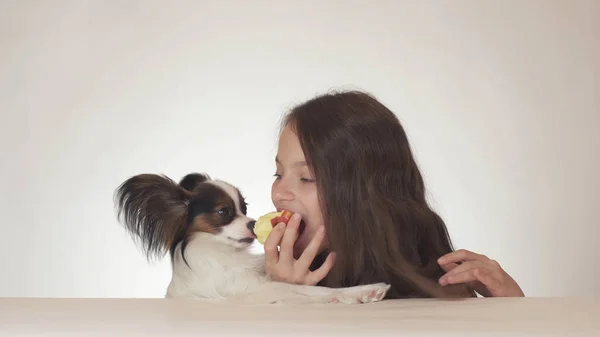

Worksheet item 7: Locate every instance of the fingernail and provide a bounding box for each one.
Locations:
[277,223,286,229]
[292,213,301,221]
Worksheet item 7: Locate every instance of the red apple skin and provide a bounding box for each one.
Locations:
[278,210,293,225]
[270,216,281,226]
[269,210,294,227]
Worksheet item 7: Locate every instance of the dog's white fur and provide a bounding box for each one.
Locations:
[166,231,390,304]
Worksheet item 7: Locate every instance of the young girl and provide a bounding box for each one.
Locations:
[263,90,524,299]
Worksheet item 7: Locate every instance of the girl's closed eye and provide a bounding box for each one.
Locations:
[273,173,313,183]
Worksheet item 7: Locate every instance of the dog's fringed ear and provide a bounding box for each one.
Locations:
[179,173,211,192]
[114,173,191,261]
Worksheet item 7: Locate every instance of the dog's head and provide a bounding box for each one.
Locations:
[114,172,256,262]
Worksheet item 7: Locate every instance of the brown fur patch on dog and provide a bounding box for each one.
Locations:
[187,188,237,236]
[190,215,220,234]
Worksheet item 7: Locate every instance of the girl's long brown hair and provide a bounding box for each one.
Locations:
[282,90,476,299]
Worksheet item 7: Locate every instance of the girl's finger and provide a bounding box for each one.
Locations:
[443,260,487,278]
[263,222,285,270]
[306,251,336,285]
[440,262,459,273]
[443,266,499,293]
[438,249,489,265]
[439,261,487,286]
[295,225,326,272]
[278,213,302,263]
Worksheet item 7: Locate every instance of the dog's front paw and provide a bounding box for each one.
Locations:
[330,283,391,304]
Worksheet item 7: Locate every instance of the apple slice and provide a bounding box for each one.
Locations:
[254,210,296,245]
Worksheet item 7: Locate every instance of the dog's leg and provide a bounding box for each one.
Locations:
[218,282,391,305]
[322,283,391,304]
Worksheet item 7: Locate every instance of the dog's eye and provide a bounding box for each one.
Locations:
[217,207,233,217]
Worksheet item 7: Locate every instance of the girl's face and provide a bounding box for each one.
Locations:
[271,125,326,259]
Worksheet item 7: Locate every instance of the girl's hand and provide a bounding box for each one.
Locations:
[263,213,336,285]
[437,249,525,297]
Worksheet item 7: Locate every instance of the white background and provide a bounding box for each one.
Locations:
[1,0,598,298]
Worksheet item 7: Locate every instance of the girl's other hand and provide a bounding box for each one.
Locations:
[263,213,336,285]
[437,249,525,297]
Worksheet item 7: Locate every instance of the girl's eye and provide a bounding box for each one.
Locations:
[273,172,314,183]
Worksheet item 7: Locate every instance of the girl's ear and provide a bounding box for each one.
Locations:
[178,173,210,192]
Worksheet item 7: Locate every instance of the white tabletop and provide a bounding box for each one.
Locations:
[1,296,598,336]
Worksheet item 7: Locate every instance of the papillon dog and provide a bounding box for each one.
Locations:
[114,172,390,304]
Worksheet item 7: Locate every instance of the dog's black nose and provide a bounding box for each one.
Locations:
[246,220,256,231]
